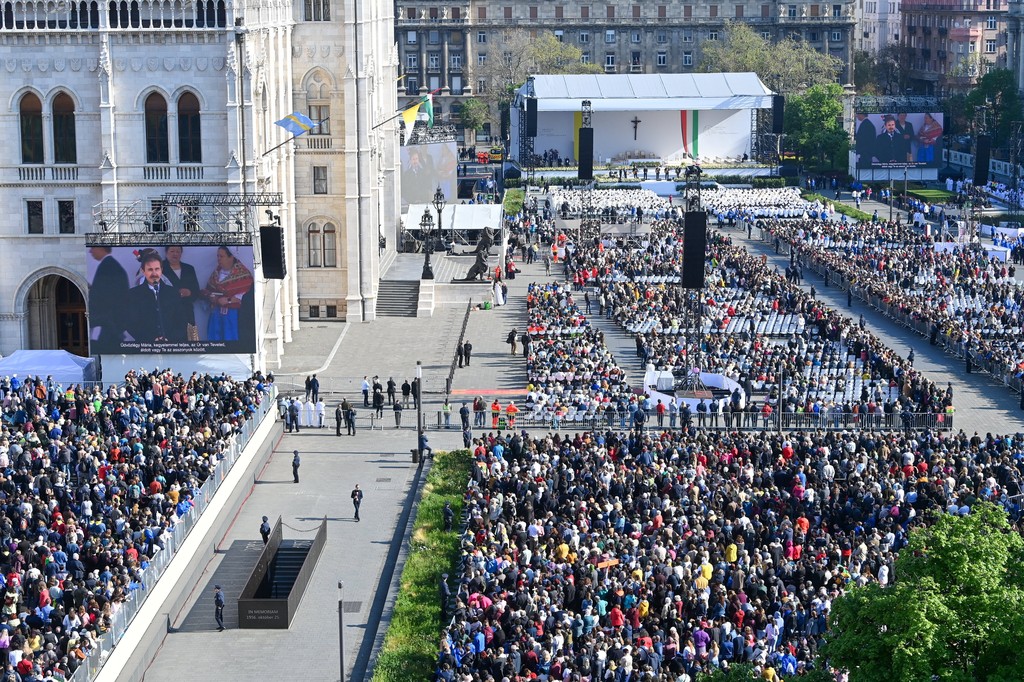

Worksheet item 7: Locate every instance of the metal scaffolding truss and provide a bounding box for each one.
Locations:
[161,192,284,206]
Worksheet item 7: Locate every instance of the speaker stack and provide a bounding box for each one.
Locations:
[974,134,991,186]
[526,97,538,137]
[260,225,287,279]
[682,212,707,289]
[772,95,785,135]
[578,128,594,181]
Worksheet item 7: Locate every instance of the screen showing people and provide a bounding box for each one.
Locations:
[86,244,257,354]
[854,111,944,169]
[400,141,457,208]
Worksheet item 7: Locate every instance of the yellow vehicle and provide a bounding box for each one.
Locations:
[488,146,505,162]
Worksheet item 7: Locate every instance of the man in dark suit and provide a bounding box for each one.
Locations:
[88,247,130,351]
[125,252,186,343]
[875,115,910,165]
[854,113,876,168]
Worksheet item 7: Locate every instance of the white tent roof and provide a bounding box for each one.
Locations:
[0,350,98,383]
[527,73,775,112]
[406,203,503,232]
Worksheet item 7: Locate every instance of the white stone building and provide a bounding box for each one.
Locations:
[0,0,399,370]
[856,0,901,53]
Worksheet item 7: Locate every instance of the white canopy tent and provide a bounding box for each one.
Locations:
[406,204,504,233]
[0,350,98,383]
[512,72,775,164]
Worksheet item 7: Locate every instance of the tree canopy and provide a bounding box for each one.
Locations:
[784,83,849,169]
[698,23,842,94]
[823,504,1024,682]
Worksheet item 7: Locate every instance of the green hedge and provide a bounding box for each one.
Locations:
[371,449,471,682]
[503,189,525,215]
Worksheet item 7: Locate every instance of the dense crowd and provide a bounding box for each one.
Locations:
[702,188,815,221]
[550,189,669,220]
[762,218,1024,389]
[439,426,1024,682]
[0,370,268,680]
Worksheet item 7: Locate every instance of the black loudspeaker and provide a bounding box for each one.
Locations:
[772,95,785,135]
[682,212,707,289]
[578,128,594,181]
[526,97,538,137]
[260,225,287,279]
[974,134,991,186]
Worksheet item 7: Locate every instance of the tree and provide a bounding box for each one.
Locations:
[853,46,910,95]
[784,83,849,168]
[965,68,1023,147]
[458,97,489,133]
[699,23,842,94]
[475,30,601,132]
[823,504,1024,682]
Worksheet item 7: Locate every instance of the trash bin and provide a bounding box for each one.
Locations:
[411,448,420,463]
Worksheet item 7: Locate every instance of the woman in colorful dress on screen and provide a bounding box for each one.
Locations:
[201,246,254,342]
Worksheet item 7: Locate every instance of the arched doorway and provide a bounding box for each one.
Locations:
[26,275,88,356]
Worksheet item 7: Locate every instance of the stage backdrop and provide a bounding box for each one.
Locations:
[533,109,751,165]
[85,244,257,354]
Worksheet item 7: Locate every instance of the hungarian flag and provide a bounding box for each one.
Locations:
[680,110,700,158]
[421,93,434,127]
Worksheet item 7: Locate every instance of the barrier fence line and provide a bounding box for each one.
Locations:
[72,387,277,681]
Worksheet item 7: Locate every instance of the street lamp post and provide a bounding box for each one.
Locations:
[338,581,346,682]
[433,185,449,254]
[420,208,435,280]
[415,360,423,462]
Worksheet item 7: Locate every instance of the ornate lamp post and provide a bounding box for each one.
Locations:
[433,185,448,252]
[420,208,435,280]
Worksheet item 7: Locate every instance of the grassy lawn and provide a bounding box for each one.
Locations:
[802,192,875,222]
[907,188,955,202]
[371,449,471,682]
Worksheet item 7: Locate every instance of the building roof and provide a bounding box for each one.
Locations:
[527,73,776,112]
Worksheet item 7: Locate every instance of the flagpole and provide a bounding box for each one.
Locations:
[261,117,331,157]
[373,88,443,131]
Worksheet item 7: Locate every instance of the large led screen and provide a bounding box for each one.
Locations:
[86,244,257,354]
[400,141,457,207]
[854,112,944,169]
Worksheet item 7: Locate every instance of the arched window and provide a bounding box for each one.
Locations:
[52,92,77,164]
[307,223,322,267]
[19,93,43,164]
[144,92,169,163]
[323,222,337,267]
[177,92,202,163]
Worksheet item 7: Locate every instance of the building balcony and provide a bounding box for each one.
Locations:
[0,1,233,32]
[305,137,333,150]
[949,26,983,38]
[449,64,463,73]
[630,63,644,72]
[396,16,468,26]
[16,165,83,182]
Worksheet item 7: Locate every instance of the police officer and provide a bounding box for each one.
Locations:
[443,501,455,532]
[292,450,301,483]
[213,585,225,631]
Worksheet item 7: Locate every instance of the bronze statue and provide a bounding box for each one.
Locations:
[473,226,495,254]
[457,227,495,281]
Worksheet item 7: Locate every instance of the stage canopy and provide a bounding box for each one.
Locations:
[0,350,98,384]
[405,203,504,233]
[529,73,776,112]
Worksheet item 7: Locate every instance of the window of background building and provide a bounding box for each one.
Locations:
[605,29,616,42]
[407,77,419,93]
[633,5,641,18]
[477,30,486,43]
[658,5,667,18]
[809,31,819,41]
[986,38,996,52]
[684,5,692,18]
[969,41,976,52]
[657,30,667,42]
[477,78,487,93]
[452,7,461,19]
[177,92,202,164]
[683,28,693,41]
[503,6,511,18]
[144,93,169,164]
[657,52,667,66]
[26,200,43,234]
[52,92,77,164]
[788,4,797,17]
[303,0,329,21]
[987,16,997,29]
[709,30,719,40]
[762,4,770,17]
[326,305,337,317]
[429,53,441,69]
[762,30,771,39]
[58,200,75,234]
[581,5,590,18]
[710,5,718,17]
[477,6,485,19]
[406,8,415,19]
[451,53,463,68]
[529,6,537,19]
[554,29,563,41]
[428,30,439,44]
[478,52,488,65]
[735,5,744,18]
[810,3,820,15]
[831,30,842,41]
[308,224,322,267]
[555,6,563,18]
[309,305,320,318]
[832,3,842,16]
[19,94,43,165]
[313,166,328,194]
[607,5,615,18]
[308,104,330,135]
[580,30,590,42]
[407,54,418,69]
[407,30,416,43]
[683,52,693,66]
[581,51,591,63]
[631,31,641,43]
[605,53,615,67]
[149,200,168,232]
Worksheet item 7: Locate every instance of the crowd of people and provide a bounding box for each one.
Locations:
[761,217,1024,393]
[702,188,814,221]
[551,189,669,221]
[0,370,269,680]
[440,424,1024,681]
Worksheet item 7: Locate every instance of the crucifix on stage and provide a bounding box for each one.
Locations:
[631,116,642,140]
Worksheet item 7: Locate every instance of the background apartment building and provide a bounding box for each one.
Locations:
[856,0,902,52]
[395,0,857,145]
[901,0,1007,94]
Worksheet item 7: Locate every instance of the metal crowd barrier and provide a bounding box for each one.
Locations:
[72,387,278,681]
